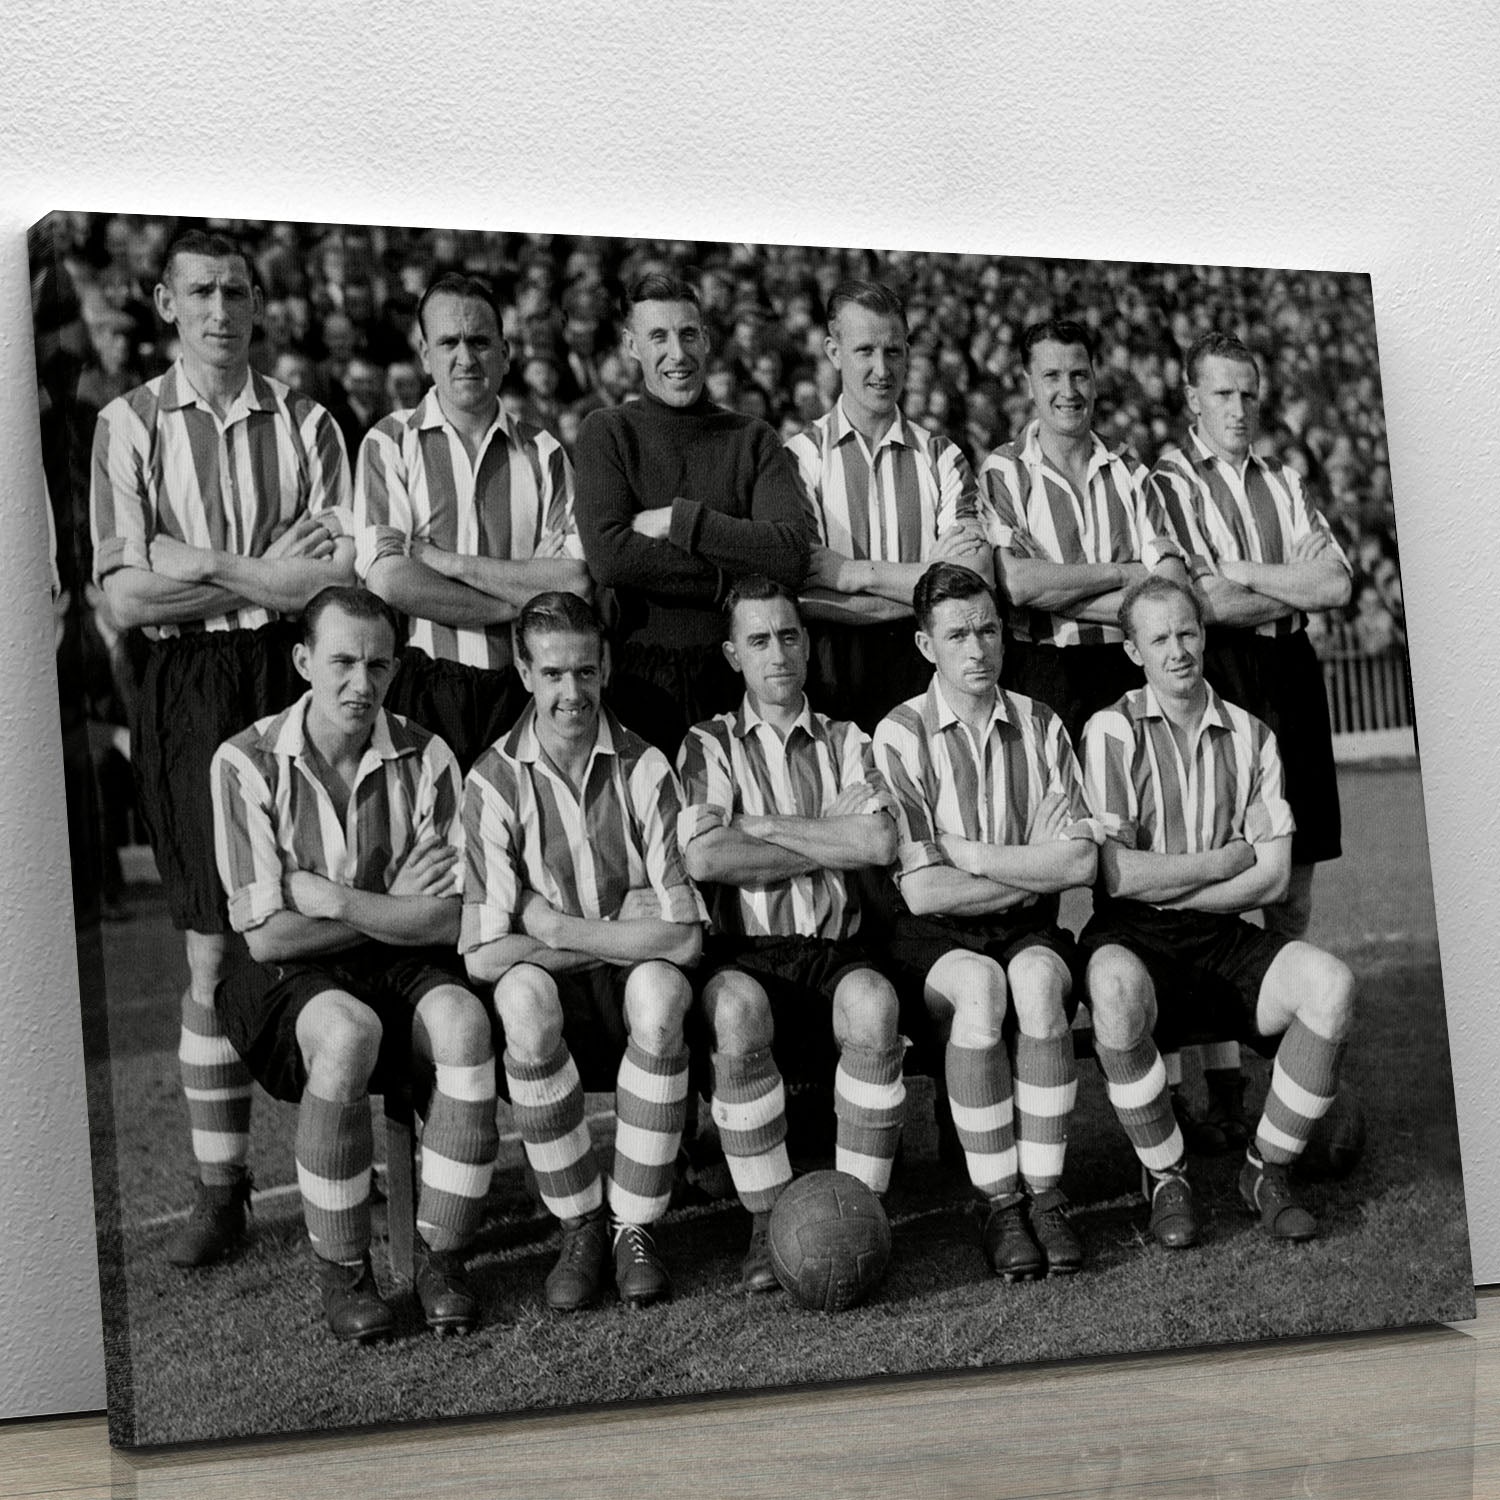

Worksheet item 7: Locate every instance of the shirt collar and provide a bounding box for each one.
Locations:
[1188,424,1261,479]
[732,692,821,744]
[1136,680,1232,736]
[416,386,511,447]
[510,703,619,766]
[831,395,914,454]
[261,691,410,763]
[1020,418,1120,479]
[923,675,1010,737]
[159,358,274,418]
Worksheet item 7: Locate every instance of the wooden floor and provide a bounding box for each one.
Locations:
[5,1290,1495,1499]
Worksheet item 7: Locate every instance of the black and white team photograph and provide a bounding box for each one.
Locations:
[28,211,1472,1447]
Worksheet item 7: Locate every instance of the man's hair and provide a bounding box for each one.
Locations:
[160,229,253,288]
[722,574,802,637]
[1184,329,1258,386]
[416,272,502,337]
[826,279,908,335]
[626,271,702,317]
[1118,573,1205,640]
[302,585,401,649]
[913,562,995,634]
[1020,317,1095,369]
[515,591,604,664]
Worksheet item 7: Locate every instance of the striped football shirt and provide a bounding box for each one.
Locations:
[978,421,1181,648]
[459,706,706,954]
[787,399,980,561]
[354,391,580,670]
[873,679,1102,900]
[677,694,884,940]
[90,360,352,635]
[211,693,463,935]
[1080,683,1295,873]
[1148,428,1352,639]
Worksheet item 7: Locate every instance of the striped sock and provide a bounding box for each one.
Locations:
[834,1044,906,1195]
[1014,1034,1076,1193]
[504,1043,602,1220]
[608,1041,689,1225]
[944,1040,1017,1199]
[417,1060,499,1252]
[1096,1039,1183,1173]
[179,987,253,1187]
[710,1047,791,1214]
[295,1090,372,1264]
[1255,1019,1345,1166]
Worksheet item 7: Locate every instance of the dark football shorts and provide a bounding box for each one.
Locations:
[134,622,300,935]
[216,941,478,1102]
[692,933,888,1083]
[1079,898,1296,1057]
[878,902,1081,1067]
[1204,629,1341,865]
[805,619,930,733]
[1000,639,1144,748]
[384,648,527,773]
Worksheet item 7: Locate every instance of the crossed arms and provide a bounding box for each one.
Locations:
[1098,832,1292,913]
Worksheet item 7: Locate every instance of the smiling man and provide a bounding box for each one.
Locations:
[1079,574,1357,1249]
[460,591,706,1312]
[354,273,588,771]
[91,229,354,1268]
[873,563,1102,1281]
[787,280,992,730]
[677,577,904,1292]
[211,586,495,1342]
[978,318,1186,745]
[574,272,808,753]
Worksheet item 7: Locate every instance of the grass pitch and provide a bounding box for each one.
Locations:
[81,766,1474,1445]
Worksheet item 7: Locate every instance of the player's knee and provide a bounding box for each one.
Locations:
[1007,951,1070,1039]
[303,1005,382,1095]
[494,965,563,1062]
[932,954,1006,1048]
[1301,954,1356,1041]
[702,970,772,1054]
[417,984,493,1066]
[1086,951,1153,1049]
[832,969,900,1050]
[625,961,690,1053]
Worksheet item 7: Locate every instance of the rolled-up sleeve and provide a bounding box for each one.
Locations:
[210,743,285,933]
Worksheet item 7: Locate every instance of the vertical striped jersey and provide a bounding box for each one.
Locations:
[676,694,885,941]
[873,680,1102,901]
[459,705,706,954]
[90,361,352,636]
[211,693,463,936]
[787,399,980,561]
[354,391,580,670]
[1148,428,1352,639]
[1080,684,1295,874]
[978,421,1181,647]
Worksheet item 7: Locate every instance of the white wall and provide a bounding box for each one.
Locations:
[2,0,1496,1420]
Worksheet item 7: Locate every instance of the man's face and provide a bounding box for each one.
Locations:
[294,605,397,743]
[1025,339,1096,442]
[343,360,381,410]
[1188,353,1260,461]
[723,594,808,712]
[625,299,708,408]
[419,293,508,420]
[386,361,425,410]
[1124,591,1205,702]
[825,304,908,427]
[518,629,604,752]
[155,253,260,376]
[274,353,314,392]
[917,590,1003,701]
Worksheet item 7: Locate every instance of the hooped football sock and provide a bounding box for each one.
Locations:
[505,1042,602,1220]
[711,1046,792,1214]
[944,1039,1017,1198]
[179,987,253,1186]
[834,1042,906,1195]
[608,1040,689,1225]
[1254,1018,1344,1165]
[295,1089,373,1264]
[1095,1037,1183,1173]
[1014,1032,1076,1193]
[417,1059,499,1252]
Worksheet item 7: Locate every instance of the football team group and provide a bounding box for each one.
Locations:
[87,229,1356,1343]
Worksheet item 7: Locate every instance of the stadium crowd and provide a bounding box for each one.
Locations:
[37,214,1404,657]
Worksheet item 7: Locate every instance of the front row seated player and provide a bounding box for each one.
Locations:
[676,577,906,1294]
[1080,574,1357,1248]
[210,586,497,1343]
[460,591,706,1312]
[873,562,1104,1282]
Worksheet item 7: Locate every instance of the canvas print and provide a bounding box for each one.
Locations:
[28,212,1473,1448]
